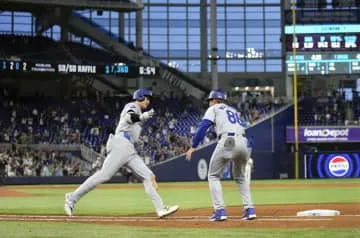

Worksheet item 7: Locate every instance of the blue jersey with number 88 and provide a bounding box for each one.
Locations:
[203,103,245,137]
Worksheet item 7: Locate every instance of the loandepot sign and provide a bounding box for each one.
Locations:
[286,126,360,143]
[304,128,349,138]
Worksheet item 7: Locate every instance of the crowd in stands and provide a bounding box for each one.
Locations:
[0,87,285,172]
[0,146,82,178]
[299,90,360,126]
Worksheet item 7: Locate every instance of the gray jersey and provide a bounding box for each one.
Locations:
[114,102,142,142]
[203,103,245,137]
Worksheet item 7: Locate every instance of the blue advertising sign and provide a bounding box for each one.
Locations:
[287,126,360,143]
[306,153,360,178]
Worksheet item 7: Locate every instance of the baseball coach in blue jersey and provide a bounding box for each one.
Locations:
[186,89,256,221]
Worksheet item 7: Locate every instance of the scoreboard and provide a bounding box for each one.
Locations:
[0,60,159,77]
[285,24,360,75]
[285,33,360,51]
[286,52,360,75]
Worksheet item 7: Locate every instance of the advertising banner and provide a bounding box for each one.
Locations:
[306,152,360,178]
[287,126,360,143]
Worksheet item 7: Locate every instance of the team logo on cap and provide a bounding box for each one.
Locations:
[328,155,349,177]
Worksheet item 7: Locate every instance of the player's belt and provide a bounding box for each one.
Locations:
[218,132,245,139]
[117,131,134,143]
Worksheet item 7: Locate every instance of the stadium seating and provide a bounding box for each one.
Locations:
[0,93,287,164]
[0,34,129,64]
[298,96,350,125]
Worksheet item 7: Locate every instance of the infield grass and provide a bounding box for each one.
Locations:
[0,222,359,238]
[1,179,359,237]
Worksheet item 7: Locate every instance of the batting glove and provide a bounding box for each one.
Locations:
[140,109,155,121]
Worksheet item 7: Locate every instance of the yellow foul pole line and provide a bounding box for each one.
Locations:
[291,0,299,179]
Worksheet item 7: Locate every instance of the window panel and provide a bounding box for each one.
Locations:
[169,27,186,35]
[246,35,263,43]
[246,42,264,50]
[188,60,201,72]
[246,20,264,28]
[265,20,281,28]
[148,27,167,34]
[52,32,61,41]
[13,23,31,33]
[265,59,282,72]
[246,60,265,72]
[169,50,188,57]
[264,49,281,57]
[150,7,167,19]
[150,0,167,3]
[245,0,264,3]
[216,60,226,72]
[246,27,264,35]
[265,27,280,34]
[150,50,168,58]
[265,34,280,42]
[226,0,244,3]
[14,15,31,24]
[264,0,280,3]
[52,25,61,33]
[265,42,281,50]
[227,20,244,28]
[245,7,263,19]
[171,60,188,72]
[150,41,168,49]
[188,50,200,57]
[169,37,186,45]
[188,20,200,28]
[169,7,186,19]
[188,10,200,20]
[227,60,245,72]
[169,42,187,50]
[14,12,31,16]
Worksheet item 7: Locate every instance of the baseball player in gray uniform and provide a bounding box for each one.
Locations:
[64,88,179,218]
[186,89,256,221]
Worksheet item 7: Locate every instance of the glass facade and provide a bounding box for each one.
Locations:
[0,0,282,73]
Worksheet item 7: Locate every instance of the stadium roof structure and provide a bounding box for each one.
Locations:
[0,0,142,12]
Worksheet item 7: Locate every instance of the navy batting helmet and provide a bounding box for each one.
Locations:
[207,89,227,101]
[133,88,153,101]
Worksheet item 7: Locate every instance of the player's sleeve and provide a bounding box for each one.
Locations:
[202,106,216,123]
[191,119,213,148]
[125,104,141,123]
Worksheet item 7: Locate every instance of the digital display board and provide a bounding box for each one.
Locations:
[284,0,359,10]
[287,126,360,143]
[286,52,360,75]
[284,9,360,24]
[0,60,159,77]
[285,33,360,51]
[306,152,360,178]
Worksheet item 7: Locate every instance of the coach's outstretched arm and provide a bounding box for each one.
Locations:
[186,119,213,161]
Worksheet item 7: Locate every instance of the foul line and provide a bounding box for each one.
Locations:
[0,215,341,222]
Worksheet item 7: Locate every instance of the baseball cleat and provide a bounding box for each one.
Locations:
[157,205,179,218]
[64,193,75,216]
[209,208,227,221]
[241,207,256,220]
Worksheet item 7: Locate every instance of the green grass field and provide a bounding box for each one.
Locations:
[1,179,360,238]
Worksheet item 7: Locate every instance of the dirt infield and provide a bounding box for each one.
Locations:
[0,204,359,228]
[1,184,359,228]
[0,187,32,197]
